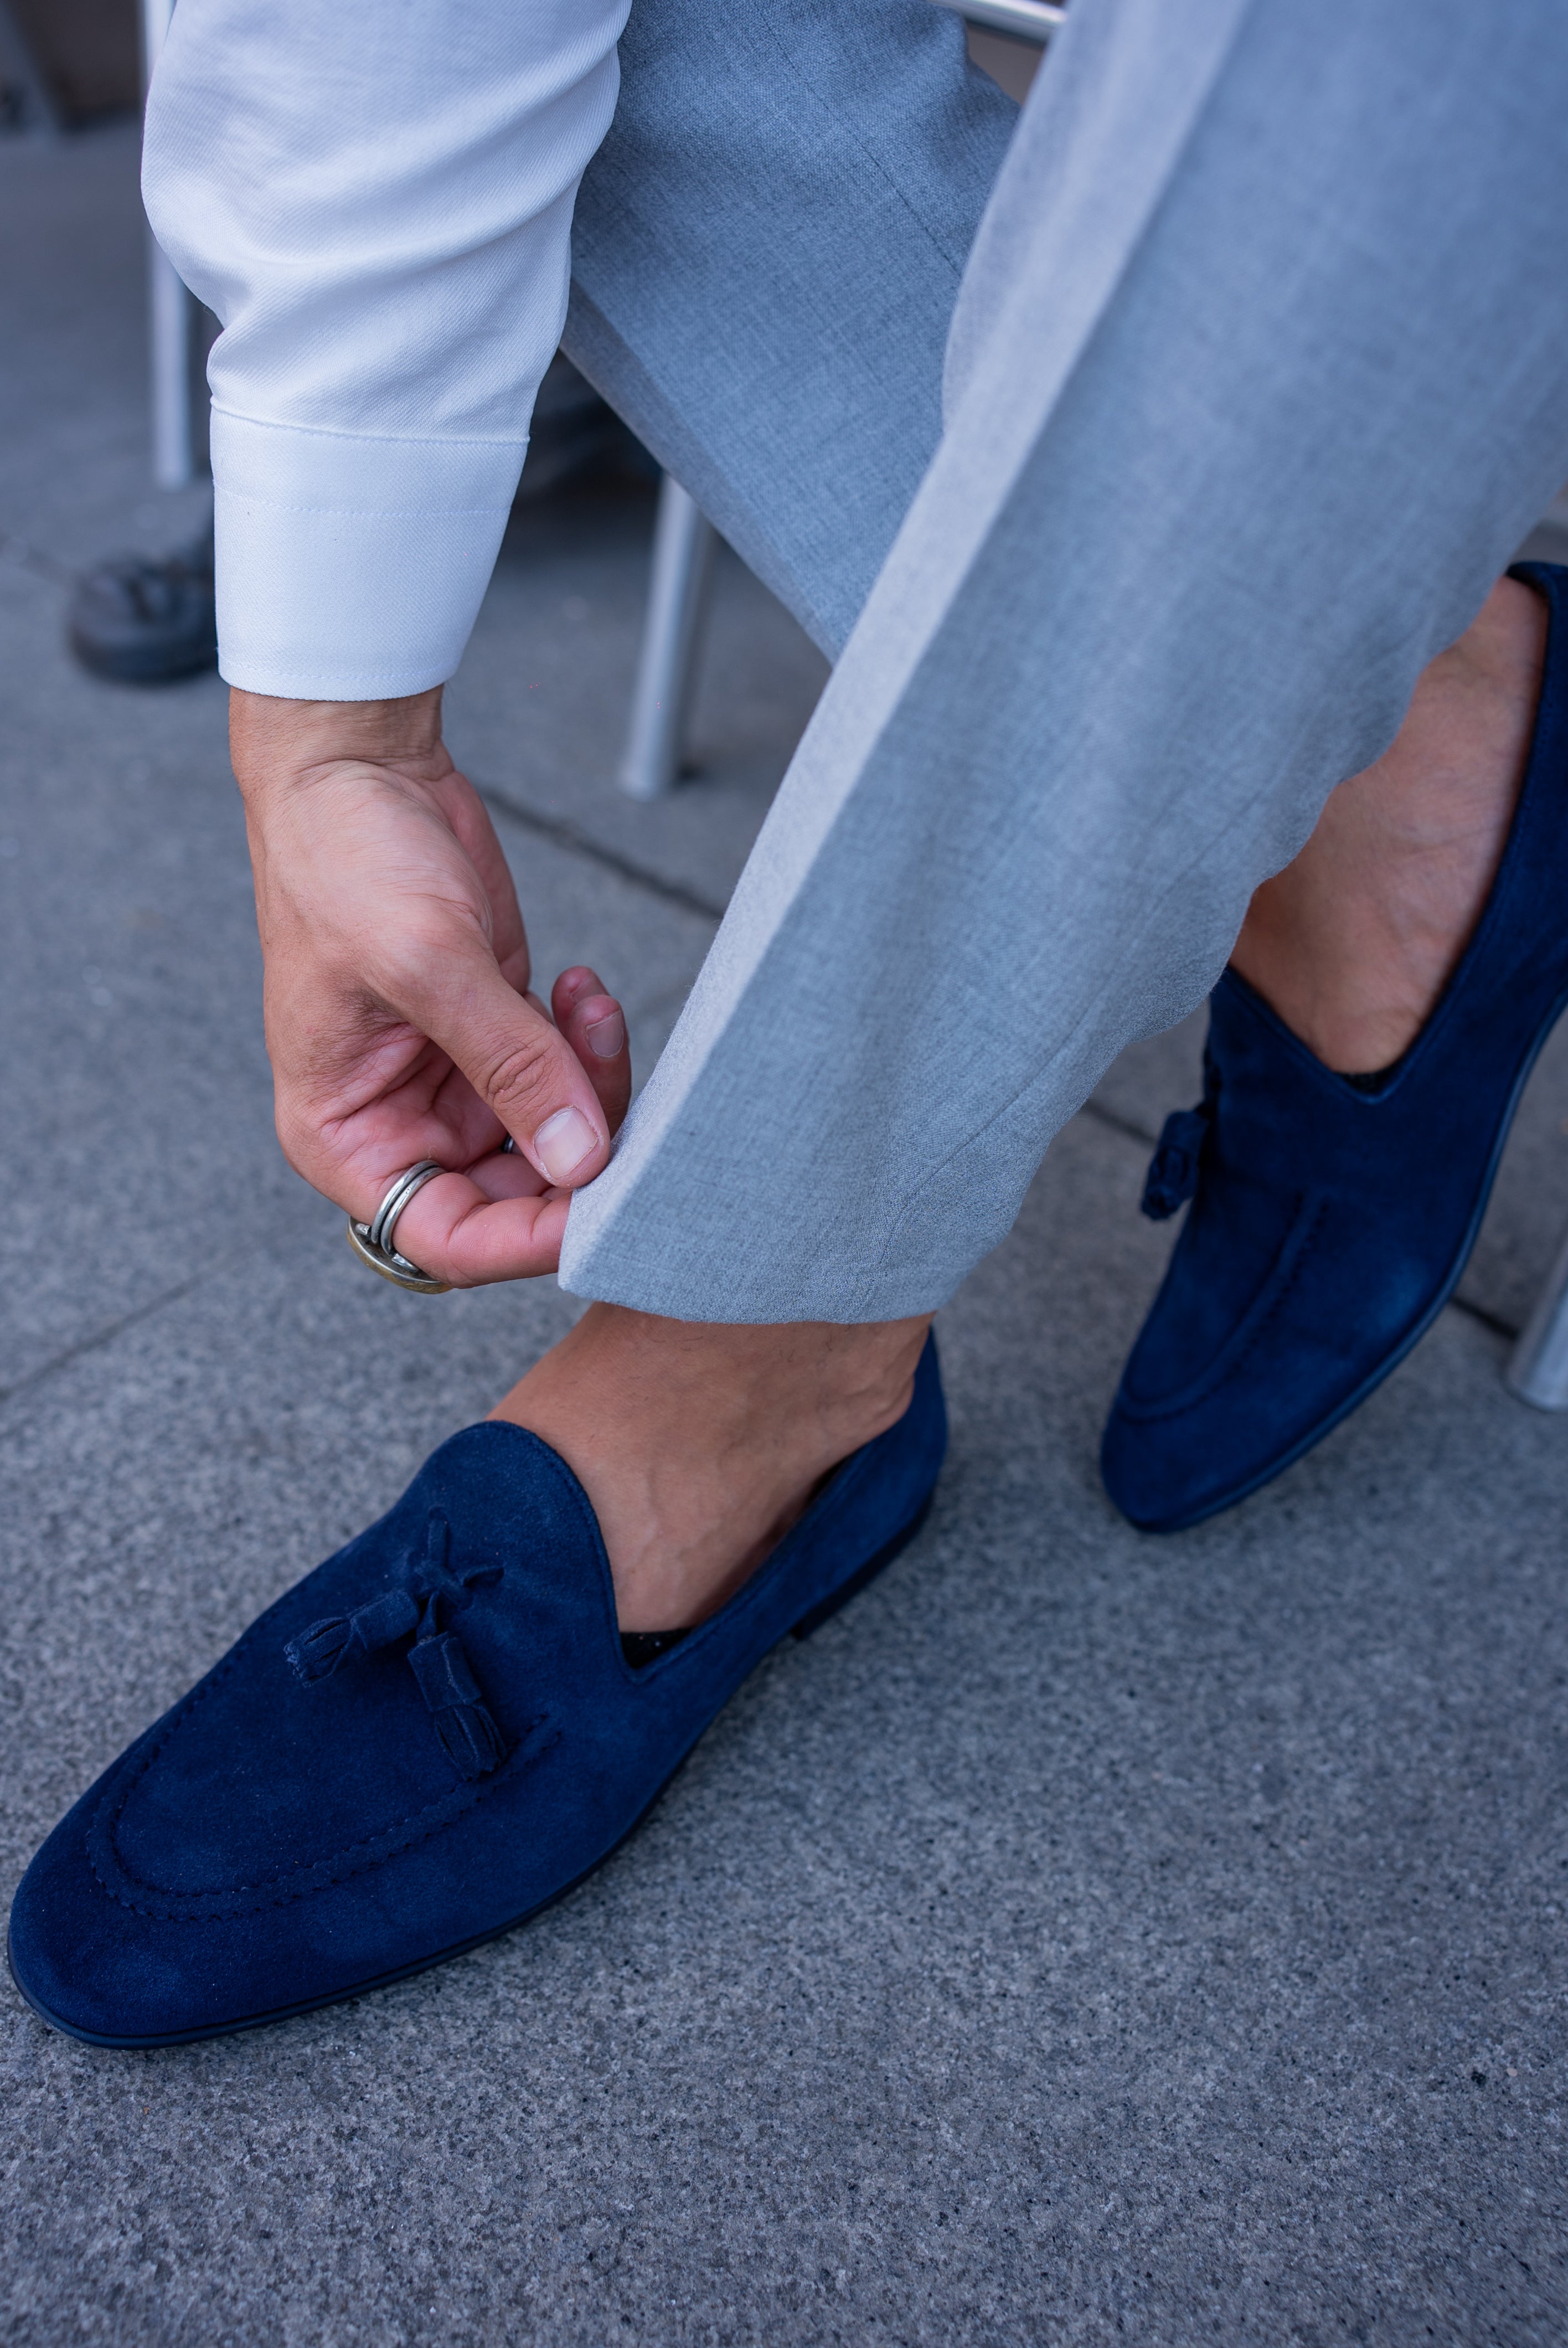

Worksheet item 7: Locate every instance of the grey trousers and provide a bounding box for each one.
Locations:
[559,0,1568,1324]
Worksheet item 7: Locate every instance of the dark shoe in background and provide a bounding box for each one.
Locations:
[67,525,217,684]
[1100,563,1568,1534]
[63,359,652,686]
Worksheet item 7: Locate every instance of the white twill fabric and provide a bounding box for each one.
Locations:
[143,0,628,696]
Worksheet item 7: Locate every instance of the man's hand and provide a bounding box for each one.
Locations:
[231,685,631,1285]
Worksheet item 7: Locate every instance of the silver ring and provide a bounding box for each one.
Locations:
[347,1160,451,1294]
[368,1158,445,1254]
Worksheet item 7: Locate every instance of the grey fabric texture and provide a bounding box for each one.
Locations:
[560,0,1568,1323]
[564,0,1017,660]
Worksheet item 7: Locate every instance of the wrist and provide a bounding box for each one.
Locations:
[229,684,449,802]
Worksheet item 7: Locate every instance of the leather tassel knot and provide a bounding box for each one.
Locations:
[283,1511,507,1781]
[1140,1104,1213,1221]
[285,1588,421,1684]
[406,1613,508,1779]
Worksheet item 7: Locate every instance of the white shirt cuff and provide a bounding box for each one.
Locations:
[212,409,525,699]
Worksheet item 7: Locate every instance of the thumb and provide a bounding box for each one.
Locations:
[410,946,612,1188]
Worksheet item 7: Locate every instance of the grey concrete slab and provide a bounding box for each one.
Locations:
[4,1110,1568,2347]
[7,115,1568,2348]
[0,563,278,1397]
[444,488,828,918]
[0,125,212,570]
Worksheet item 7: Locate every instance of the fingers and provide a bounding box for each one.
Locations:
[271,951,632,1274]
[551,966,632,1136]
[440,775,532,990]
[397,939,613,1190]
[385,1166,574,1285]
[352,974,628,1286]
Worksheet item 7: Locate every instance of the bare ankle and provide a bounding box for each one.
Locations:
[1231,575,1545,1072]
[489,1307,932,1632]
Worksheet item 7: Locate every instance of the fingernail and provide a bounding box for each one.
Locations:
[584,1010,625,1060]
[533,1105,600,1183]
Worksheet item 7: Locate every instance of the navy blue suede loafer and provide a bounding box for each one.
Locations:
[8,1338,945,2047]
[1101,559,1568,1534]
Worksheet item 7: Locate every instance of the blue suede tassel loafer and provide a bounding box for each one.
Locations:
[8,1339,945,2046]
[1101,559,1568,1533]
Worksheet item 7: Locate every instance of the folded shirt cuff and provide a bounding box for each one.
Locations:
[211,410,525,699]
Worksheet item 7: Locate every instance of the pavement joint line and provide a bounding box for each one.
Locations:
[476,779,728,924]
[1079,1096,1159,1151]
[0,1254,246,1412]
[0,524,73,588]
[4,1115,1516,1417]
[0,543,725,923]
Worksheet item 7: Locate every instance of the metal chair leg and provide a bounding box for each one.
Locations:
[617,473,717,801]
[1507,1222,1568,1409]
[141,0,194,488]
[148,245,194,488]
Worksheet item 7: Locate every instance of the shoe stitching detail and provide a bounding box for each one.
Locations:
[86,1426,606,1918]
[88,1714,559,1923]
[1117,1192,1330,1424]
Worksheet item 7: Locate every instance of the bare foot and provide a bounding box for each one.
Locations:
[1231,575,1547,1073]
[489,1307,932,1631]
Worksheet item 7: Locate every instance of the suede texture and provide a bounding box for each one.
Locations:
[1101,562,1568,1532]
[8,1341,946,2046]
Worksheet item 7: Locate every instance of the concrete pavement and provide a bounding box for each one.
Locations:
[3,121,1568,2348]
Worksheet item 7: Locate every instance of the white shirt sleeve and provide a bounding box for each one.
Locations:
[142,0,628,698]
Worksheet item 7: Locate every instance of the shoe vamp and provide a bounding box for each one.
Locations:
[101,1582,508,1901]
[107,1652,481,1906]
[96,1423,621,1902]
[1128,1156,1440,1418]
[1122,1156,1303,1404]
